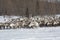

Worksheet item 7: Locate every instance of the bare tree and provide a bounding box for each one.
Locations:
[25,8,29,18]
[36,0,39,15]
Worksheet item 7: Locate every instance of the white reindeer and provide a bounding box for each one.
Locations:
[10,23,15,29]
[53,21,59,26]
[29,20,39,28]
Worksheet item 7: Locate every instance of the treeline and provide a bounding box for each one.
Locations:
[0,0,60,16]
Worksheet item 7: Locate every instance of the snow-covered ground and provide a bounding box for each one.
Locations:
[0,27,60,40]
[0,15,60,23]
[0,15,60,40]
[0,16,20,23]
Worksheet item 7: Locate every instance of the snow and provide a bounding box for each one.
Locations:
[0,15,60,23]
[0,16,60,40]
[0,16,20,23]
[0,27,60,40]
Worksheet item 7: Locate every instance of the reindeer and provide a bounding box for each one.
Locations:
[29,20,39,28]
[21,21,29,28]
[53,20,60,26]
[9,23,16,29]
[15,21,23,28]
[4,23,11,29]
[38,18,45,27]
[0,23,5,29]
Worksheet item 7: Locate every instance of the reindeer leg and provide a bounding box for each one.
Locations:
[5,26,7,29]
[1,26,5,29]
[0,26,1,29]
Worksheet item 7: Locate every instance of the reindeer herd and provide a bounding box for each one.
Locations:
[0,16,60,29]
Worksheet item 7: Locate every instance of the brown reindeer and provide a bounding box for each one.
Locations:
[0,23,5,29]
